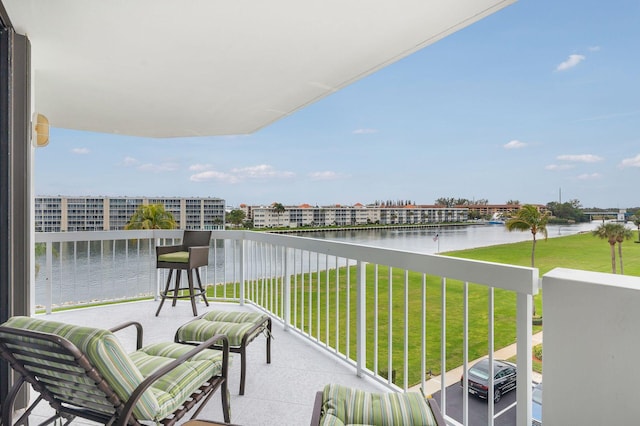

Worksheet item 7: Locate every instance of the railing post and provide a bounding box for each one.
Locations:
[516,291,533,426]
[440,277,446,412]
[488,287,495,425]
[283,247,291,331]
[239,238,245,305]
[45,241,53,314]
[356,260,366,377]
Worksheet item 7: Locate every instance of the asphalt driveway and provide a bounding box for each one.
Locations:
[432,382,517,426]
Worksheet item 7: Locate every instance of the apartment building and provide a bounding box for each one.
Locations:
[34,196,226,232]
[248,203,468,228]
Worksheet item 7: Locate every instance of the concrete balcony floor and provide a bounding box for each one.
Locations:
[25,300,389,426]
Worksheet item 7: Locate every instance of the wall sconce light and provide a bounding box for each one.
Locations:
[31,113,50,148]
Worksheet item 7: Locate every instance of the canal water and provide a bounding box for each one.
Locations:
[302,222,599,254]
[36,222,600,308]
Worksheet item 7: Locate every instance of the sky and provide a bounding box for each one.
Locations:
[35,0,640,210]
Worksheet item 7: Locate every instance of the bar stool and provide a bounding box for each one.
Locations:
[155,230,212,316]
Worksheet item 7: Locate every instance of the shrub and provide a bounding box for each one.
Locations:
[533,343,543,360]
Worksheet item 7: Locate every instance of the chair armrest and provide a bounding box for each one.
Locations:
[309,390,324,426]
[109,321,143,350]
[156,244,184,256]
[120,333,230,424]
[427,398,446,426]
[188,246,210,267]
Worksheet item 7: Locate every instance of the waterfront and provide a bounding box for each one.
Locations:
[301,222,599,254]
[35,222,600,309]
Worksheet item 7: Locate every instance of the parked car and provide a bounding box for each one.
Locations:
[532,382,542,425]
[460,359,517,402]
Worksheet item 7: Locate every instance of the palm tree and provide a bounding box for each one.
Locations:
[506,205,549,318]
[592,222,624,274]
[272,202,286,227]
[615,225,633,274]
[125,204,177,230]
[505,205,550,268]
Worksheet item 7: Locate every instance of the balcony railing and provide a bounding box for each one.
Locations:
[35,229,538,426]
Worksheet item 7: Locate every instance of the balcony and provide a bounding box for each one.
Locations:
[27,229,640,425]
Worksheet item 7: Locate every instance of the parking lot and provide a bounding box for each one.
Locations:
[432,383,517,426]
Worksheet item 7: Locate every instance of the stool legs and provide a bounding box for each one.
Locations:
[156,267,208,316]
[155,269,174,316]
[172,272,181,307]
[186,269,198,316]
[267,318,272,364]
[194,268,210,306]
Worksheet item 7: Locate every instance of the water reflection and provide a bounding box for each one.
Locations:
[36,222,602,308]
[301,222,599,254]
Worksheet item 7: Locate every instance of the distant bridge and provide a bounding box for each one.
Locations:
[583,210,628,221]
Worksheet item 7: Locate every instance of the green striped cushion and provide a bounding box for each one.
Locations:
[320,384,437,426]
[158,251,189,263]
[129,342,224,419]
[177,311,268,347]
[0,316,160,420]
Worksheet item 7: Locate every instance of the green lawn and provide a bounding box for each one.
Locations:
[213,230,640,387]
[448,231,640,316]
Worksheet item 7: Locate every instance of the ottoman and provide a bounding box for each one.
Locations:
[310,384,446,426]
[176,310,271,395]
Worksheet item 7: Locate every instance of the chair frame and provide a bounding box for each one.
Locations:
[0,321,230,426]
[309,389,447,426]
[156,230,212,316]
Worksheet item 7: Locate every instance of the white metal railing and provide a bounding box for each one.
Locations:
[35,229,537,426]
[34,230,244,311]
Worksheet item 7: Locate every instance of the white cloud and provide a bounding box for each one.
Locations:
[556,54,586,71]
[504,140,527,149]
[619,154,640,168]
[71,148,90,155]
[575,110,640,122]
[137,162,179,172]
[190,170,239,183]
[557,154,603,163]
[190,164,295,184]
[308,171,349,181]
[230,164,295,179]
[189,163,212,171]
[576,173,602,180]
[122,156,139,166]
[352,128,378,134]
[545,164,575,171]
[588,46,601,52]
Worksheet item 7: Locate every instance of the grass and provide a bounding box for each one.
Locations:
[220,230,640,387]
[508,343,543,374]
[447,230,640,316]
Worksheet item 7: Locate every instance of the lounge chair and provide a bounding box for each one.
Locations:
[310,383,446,426]
[0,316,230,426]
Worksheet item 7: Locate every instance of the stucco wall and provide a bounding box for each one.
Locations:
[543,268,640,425]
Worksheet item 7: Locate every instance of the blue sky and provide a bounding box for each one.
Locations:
[36,0,640,209]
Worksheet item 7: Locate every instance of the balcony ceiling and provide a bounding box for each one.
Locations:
[3,0,514,138]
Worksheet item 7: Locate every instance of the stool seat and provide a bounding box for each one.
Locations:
[176,310,272,395]
[158,251,189,263]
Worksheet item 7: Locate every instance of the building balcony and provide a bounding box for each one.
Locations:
[24,229,639,425]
